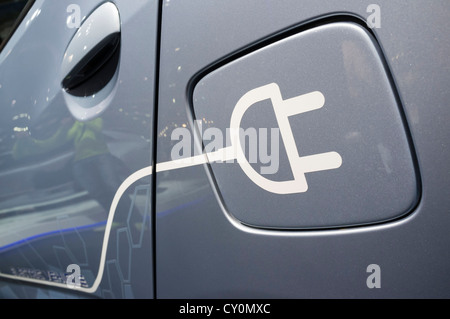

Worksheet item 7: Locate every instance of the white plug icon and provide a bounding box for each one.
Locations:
[228,83,342,194]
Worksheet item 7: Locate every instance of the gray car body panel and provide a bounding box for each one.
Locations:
[0,0,158,298]
[0,0,448,299]
[155,0,449,298]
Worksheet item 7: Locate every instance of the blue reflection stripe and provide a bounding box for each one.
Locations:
[0,195,208,253]
[0,220,107,253]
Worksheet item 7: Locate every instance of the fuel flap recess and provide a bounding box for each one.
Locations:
[192,21,418,230]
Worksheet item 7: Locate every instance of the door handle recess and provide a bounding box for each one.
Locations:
[61,2,121,121]
[62,32,120,96]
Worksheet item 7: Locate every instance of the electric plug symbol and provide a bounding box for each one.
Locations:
[228,83,342,194]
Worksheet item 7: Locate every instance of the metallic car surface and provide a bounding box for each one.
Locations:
[0,0,449,299]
